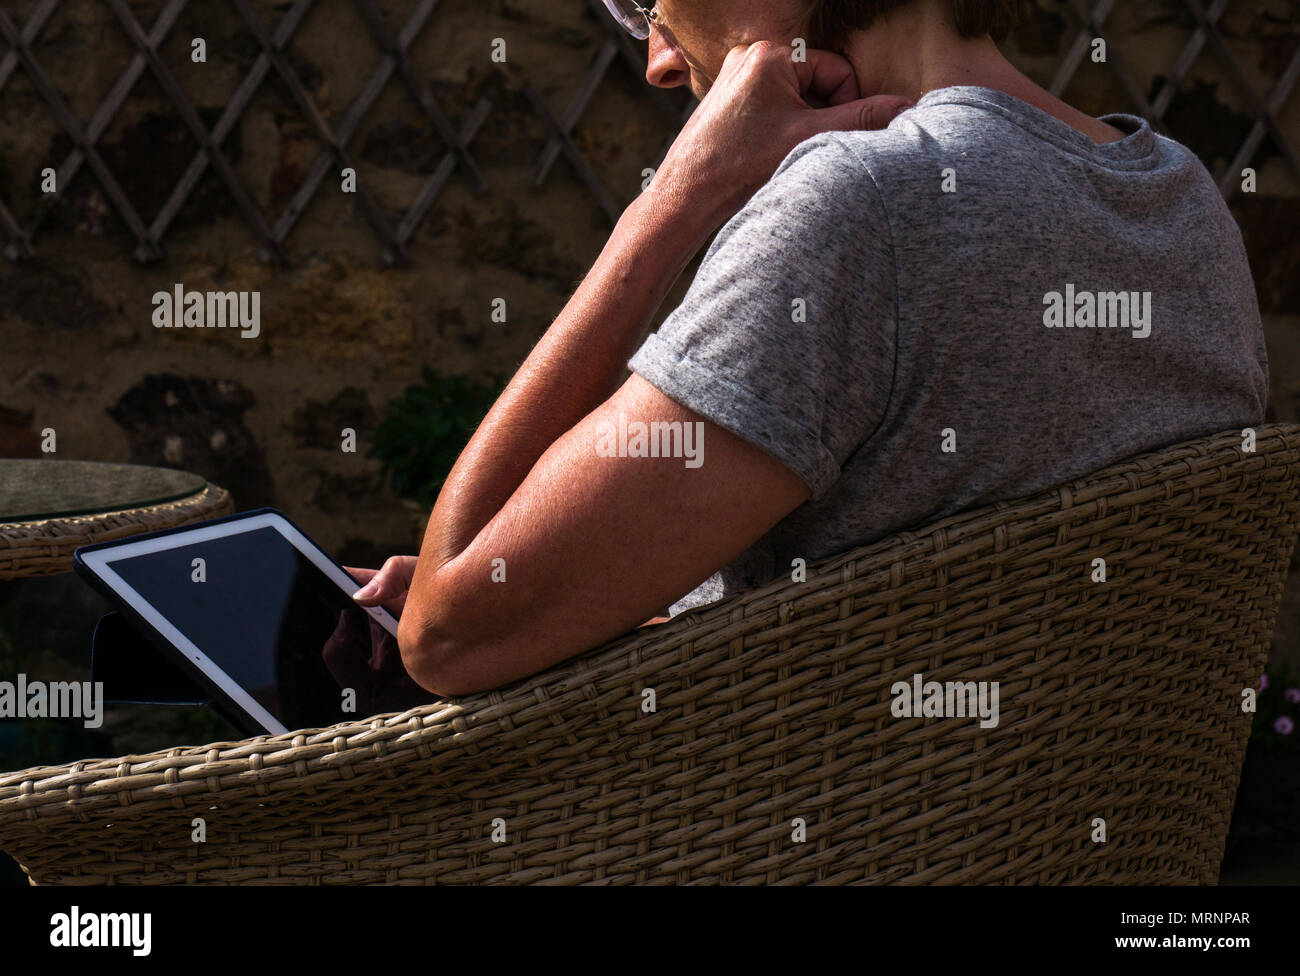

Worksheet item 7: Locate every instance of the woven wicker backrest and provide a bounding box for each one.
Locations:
[2,424,1299,884]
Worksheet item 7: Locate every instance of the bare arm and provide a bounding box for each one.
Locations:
[372,44,912,695]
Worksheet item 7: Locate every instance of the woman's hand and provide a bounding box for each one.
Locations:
[649,41,914,229]
[321,605,438,714]
[345,555,418,617]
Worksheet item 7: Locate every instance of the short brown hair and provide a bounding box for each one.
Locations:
[798,0,1023,50]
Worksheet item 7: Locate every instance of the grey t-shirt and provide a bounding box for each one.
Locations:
[627,85,1269,618]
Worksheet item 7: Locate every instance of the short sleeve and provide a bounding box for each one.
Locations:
[628,132,897,501]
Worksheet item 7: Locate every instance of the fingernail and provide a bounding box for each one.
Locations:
[353,582,377,600]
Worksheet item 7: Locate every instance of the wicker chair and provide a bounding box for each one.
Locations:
[2,424,1298,885]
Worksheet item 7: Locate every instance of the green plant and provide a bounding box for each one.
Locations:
[368,366,507,508]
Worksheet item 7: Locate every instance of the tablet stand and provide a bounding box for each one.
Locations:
[90,612,266,735]
[91,611,212,705]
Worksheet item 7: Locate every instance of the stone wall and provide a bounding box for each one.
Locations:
[2,0,1299,669]
[1,0,695,569]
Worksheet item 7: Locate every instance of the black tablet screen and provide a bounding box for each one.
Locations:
[109,526,436,732]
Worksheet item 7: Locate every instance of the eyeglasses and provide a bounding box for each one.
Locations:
[599,0,714,87]
[600,1,665,41]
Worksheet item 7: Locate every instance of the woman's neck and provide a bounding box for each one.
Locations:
[841,7,1127,146]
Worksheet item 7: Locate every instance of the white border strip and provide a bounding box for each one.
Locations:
[79,511,398,736]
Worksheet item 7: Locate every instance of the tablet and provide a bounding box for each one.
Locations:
[74,508,434,736]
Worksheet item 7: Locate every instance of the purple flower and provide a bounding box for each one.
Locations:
[1275,716,1294,735]
[1260,674,1269,691]
[1285,688,1300,704]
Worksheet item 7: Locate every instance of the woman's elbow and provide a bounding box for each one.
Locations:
[397,615,477,698]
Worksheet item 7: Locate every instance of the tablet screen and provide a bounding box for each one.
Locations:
[103,523,435,733]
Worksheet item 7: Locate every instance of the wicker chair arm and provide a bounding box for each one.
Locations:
[2,423,1297,884]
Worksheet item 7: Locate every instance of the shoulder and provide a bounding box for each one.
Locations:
[752,119,943,218]
[765,131,879,197]
[729,131,893,238]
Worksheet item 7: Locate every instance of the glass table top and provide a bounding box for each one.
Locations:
[0,460,207,523]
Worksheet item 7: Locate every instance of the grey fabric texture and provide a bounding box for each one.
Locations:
[627,85,1269,618]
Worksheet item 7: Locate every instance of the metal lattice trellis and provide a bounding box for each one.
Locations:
[0,0,1297,264]
[527,0,697,226]
[0,0,494,265]
[1051,0,1300,201]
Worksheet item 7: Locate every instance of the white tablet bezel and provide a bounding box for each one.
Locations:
[78,510,399,736]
